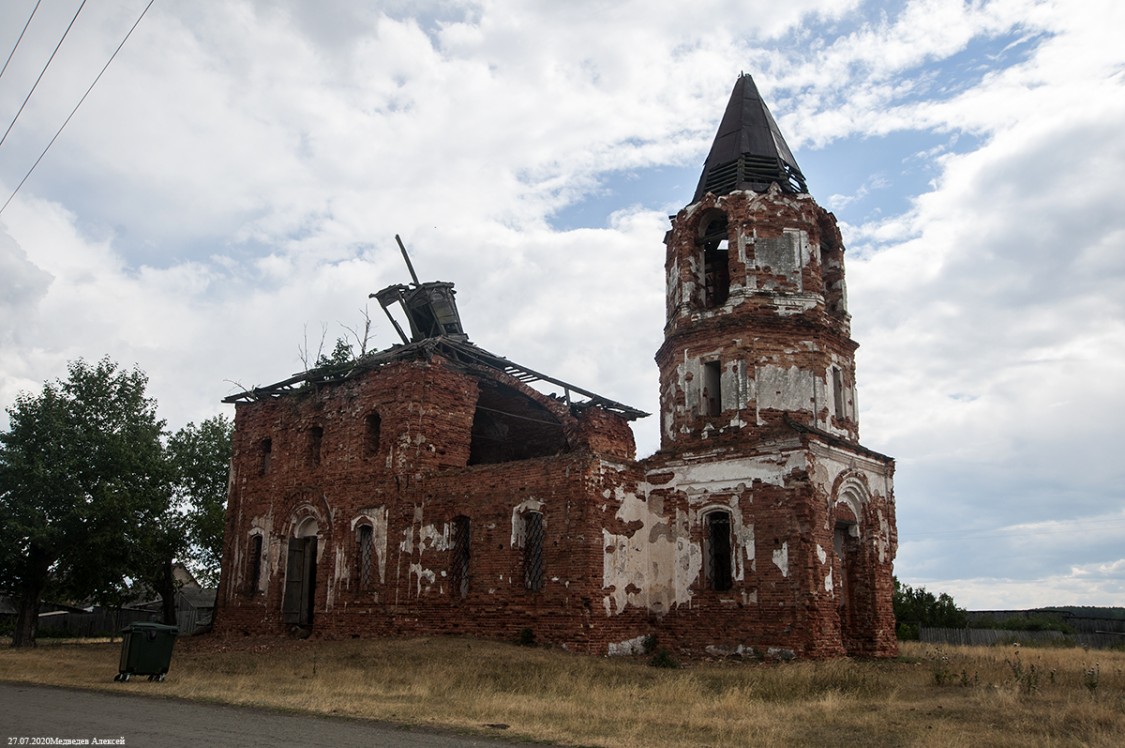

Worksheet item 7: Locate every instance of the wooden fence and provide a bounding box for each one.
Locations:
[37,605,213,638]
[921,627,1125,649]
[37,607,155,639]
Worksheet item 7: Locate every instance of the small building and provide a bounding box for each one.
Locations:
[215,75,898,658]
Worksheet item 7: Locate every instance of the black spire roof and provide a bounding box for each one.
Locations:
[692,74,807,202]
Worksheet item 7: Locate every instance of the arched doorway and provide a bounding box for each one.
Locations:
[283,516,318,627]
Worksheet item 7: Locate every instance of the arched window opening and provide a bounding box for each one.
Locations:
[450,516,471,599]
[258,438,272,475]
[246,533,263,594]
[356,524,374,591]
[307,426,324,466]
[364,411,381,457]
[704,511,733,591]
[523,511,545,592]
[699,212,730,308]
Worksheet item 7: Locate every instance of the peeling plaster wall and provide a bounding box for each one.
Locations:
[215,179,897,658]
[656,188,860,449]
[215,354,645,652]
[601,490,698,616]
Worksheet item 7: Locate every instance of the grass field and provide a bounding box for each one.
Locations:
[2,636,1123,746]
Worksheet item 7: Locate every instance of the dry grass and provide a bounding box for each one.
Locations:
[2,637,1124,746]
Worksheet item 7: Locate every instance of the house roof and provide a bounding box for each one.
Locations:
[693,73,807,201]
[223,335,649,421]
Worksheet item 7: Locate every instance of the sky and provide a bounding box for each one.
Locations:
[1,0,1122,611]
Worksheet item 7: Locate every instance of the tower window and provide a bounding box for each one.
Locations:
[364,411,381,457]
[700,213,730,308]
[703,361,723,417]
[705,511,733,591]
[258,438,272,475]
[831,367,845,421]
[307,426,324,466]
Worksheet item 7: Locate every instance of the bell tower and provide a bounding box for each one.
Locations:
[640,75,897,659]
[656,73,859,451]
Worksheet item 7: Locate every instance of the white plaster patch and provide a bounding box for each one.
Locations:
[757,365,815,414]
[705,643,755,657]
[772,542,789,577]
[419,522,451,552]
[607,635,648,656]
[878,509,890,563]
[602,491,700,616]
[816,544,827,564]
[511,498,545,547]
[662,452,807,495]
[352,507,389,584]
[409,563,436,597]
[825,569,834,593]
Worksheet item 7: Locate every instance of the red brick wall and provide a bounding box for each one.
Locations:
[214,183,898,660]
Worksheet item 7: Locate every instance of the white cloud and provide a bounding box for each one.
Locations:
[1,0,1122,609]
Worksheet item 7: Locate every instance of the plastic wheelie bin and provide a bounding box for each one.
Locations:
[114,622,178,681]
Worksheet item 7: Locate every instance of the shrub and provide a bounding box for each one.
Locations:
[650,648,679,669]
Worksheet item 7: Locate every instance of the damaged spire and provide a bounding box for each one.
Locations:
[370,235,466,344]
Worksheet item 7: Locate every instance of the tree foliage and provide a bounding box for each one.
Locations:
[0,358,169,646]
[168,415,233,587]
[313,337,354,374]
[1,358,233,643]
[893,577,968,639]
[128,415,233,625]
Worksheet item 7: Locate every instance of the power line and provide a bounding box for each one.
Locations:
[0,0,43,84]
[0,0,88,150]
[0,0,157,218]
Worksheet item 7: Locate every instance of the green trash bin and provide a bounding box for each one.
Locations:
[115,622,178,682]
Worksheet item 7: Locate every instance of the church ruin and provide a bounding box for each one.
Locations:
[215,75,898,658]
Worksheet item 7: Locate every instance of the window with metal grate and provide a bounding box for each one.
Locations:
[356,524,373,591]
[523,511,545,592]
[450,516,470,599]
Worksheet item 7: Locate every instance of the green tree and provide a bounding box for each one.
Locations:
[314,337,354,372]
[0,358,170,646]
[167,415,233,587]
[893,577,968,639]
[97,416,233,628]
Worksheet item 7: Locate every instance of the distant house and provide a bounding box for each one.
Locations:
[134,564,217,634]
[7,564,218,638]
[215,75,898,658]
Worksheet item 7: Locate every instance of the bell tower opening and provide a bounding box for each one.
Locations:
[699,211,730,308]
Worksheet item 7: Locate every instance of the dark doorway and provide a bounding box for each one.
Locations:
[706,511,733,591]
[283,536,317,627]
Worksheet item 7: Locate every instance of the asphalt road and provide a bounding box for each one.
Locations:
[0,682,532,748]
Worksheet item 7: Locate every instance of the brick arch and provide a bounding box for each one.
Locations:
[276,487,331,537]
[293,514,320,538]
[831,472,871,529]
[699,505,734,591]
[694,207,732,309]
